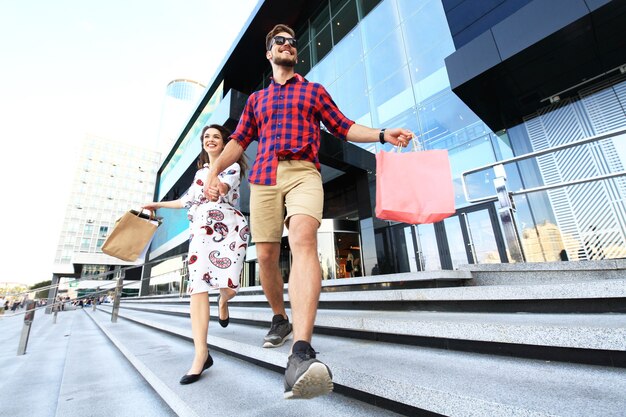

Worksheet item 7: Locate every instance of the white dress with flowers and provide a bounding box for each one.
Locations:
[182,163,249,295]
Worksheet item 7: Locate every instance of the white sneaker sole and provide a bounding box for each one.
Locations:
[262,330,292,348]
[284,362,334,399]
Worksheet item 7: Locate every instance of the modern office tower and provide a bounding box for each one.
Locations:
[156,79,206,162]
[52,135,160,294]
[146,0,626,292]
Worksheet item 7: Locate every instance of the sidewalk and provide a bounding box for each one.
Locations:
[0,309,176,417]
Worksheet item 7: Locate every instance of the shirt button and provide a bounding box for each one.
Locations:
[279,95,284,99]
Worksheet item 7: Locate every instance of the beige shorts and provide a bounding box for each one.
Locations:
[249,160,323,243]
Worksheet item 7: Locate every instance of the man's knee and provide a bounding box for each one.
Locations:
[288,217,318,252]
[257,243,280,266]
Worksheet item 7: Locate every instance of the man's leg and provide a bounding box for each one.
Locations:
[257,242,287,317]
[257,241,293,347]
[286,214,321,343]
[283,214,332,399]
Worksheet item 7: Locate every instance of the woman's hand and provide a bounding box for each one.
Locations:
[217,182,229,196]
[142,203,159,211]
[205,186,220,202]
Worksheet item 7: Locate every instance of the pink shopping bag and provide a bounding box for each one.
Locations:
[375,149,455,224]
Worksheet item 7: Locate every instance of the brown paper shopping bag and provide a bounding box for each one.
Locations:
[102,209,162,261]
[375,144,455,224]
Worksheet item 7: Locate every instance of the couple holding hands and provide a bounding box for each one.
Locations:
[144,24,412,399]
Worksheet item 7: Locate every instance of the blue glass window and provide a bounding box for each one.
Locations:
[360,0,400,52]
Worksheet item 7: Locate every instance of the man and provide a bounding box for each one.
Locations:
[206,24,413,399]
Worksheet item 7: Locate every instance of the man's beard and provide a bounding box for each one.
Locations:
[273,55,296,67]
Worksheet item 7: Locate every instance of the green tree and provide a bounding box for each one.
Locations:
[30,280,52,300]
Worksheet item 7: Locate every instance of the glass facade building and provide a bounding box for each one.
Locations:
[156,79,206,163]
[53,135,160,279]
[145,0,626,291]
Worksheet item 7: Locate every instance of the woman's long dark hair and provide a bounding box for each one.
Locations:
[197,124,247,179]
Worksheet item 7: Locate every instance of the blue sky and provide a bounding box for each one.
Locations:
[0,0,258,285]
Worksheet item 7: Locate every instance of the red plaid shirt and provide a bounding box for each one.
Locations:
[231,73,354,185]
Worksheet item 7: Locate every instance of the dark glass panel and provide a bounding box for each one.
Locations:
[358,0,382,18]
[332,0,358,45]
[295,44,312,76]
[312,23,333,64]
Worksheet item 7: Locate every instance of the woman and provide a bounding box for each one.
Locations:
[143,124,249,385]
[345,252,354,278]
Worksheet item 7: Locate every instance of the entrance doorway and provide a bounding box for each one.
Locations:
[442,203,508,269]
[385,202,507,271]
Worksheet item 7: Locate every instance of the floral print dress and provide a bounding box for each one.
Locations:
[182,163,249,295]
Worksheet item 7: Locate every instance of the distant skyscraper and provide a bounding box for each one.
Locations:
[52,134,160,280]
[156,79,206,162]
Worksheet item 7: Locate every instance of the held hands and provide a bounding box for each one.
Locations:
[203,171,228,202]
[384,128,414,147]
[142,203,159,211]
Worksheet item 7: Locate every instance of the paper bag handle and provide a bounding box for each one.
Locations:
[393,127,439,153]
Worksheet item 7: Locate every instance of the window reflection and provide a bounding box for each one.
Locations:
[332,61,370,123]
[332,28,362,78]
[444,216,468,268]
[415,224,440,270]
[369,65,413,126]
[360,0,399,52]
[363,28,407,88]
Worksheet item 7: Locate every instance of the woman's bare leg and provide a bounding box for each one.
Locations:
[187,292,209,374]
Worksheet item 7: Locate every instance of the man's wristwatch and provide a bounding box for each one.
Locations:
[379,128,386,144]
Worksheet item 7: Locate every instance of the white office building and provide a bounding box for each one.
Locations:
[52,135,160,284]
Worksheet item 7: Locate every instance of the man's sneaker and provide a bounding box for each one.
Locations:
[284,347,333,399]
[263,314,292,348]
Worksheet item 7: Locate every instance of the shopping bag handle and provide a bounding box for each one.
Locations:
[394,134,421,153]
[393,127,439,153]
[130,209,162,224]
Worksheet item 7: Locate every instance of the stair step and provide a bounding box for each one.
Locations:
[461,259,626,285]
[115,303,626,352]
[97,305,626,417]
[123,279,626,305]
[58,311,177,417]
[87,308,402,416]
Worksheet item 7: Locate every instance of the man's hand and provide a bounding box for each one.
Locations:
[384,128,414,147]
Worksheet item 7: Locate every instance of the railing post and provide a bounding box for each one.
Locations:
[45,274,59,314]
[111,268,125,323]
[17,300,36,355]
[52,299,59,324]
[93,287,99,311]
[179,255,188,298]
[493,164,526,263]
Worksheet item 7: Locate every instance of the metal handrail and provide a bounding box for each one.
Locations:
[461,127,626,204]
[3,263,188,319]
[6,252,187,299]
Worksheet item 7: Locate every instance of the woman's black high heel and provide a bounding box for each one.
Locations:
[217,295,229,328]
[179,353,214,385]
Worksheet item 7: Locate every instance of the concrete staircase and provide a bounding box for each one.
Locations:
[94,260,626,416]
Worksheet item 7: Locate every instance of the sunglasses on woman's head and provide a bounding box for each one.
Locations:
[269,35,297,49]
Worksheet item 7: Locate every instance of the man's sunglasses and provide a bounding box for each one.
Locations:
[269,35,298,50]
